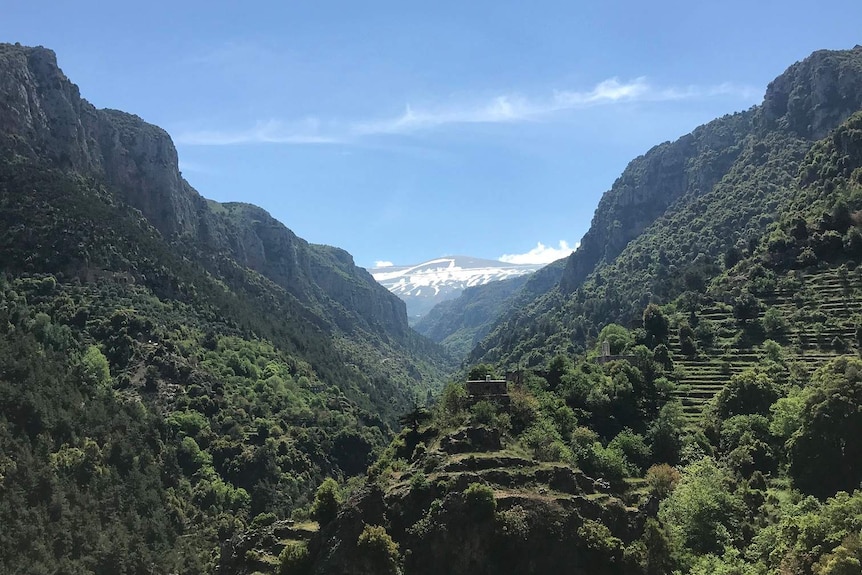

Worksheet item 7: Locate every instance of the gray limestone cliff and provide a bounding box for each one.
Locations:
[0,43,408,338]
[557,45,862,296]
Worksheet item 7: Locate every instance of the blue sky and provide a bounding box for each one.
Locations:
[4,1,862,268]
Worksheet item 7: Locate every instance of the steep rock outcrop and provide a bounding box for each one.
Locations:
[0,44,202,237]
[761,45,862,140]
[0,43,410,341]
[469,46,862,367]
[559,110,753,293]
[554,46,862,297]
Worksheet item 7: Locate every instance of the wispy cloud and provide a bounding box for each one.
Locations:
[373,260,395,268]
[175,77,757,146]
[176,119,342,145]
[500,240,579,265]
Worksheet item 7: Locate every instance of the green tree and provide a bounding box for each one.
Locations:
[438,382,468,424]
[732,292,760,324]
[648,401,686,464]
[768,387,808,440]
[311,478,341,525]
[714,368,779,419]
[640,518,674,575]
[546,354,573,390]
[79,345,111,389]
[659,457,743,558]
[597,323,633,355]
[678,323,697,357]
[763,307,789,340]
[788,357,862,498]
[643,304,669,347]
[356,524,400,575]
[468,363,498,380]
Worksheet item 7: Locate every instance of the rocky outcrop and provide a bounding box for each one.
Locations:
[761,45,862,140]
[0,44,103,172]
[558,45,862,297]
[274,422,645,575]
[0,44,204,237]
[559,109,753,294]
[198,202,409,338]
[0,42,411,341]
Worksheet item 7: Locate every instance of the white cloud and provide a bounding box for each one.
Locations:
[175,77,757,146]
[499,240,579,265]
[373,260,395,268]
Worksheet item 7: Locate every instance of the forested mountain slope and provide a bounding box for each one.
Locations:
[470,46,862,368]
[0,43,451,573]
[261,108,862,575]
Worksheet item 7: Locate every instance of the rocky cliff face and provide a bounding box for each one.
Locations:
[0,44,203,237]
[558,110,754,294]
[555,46,862,298]
[0,43,409,340]
[199,202,408,337]
[0,45,102,172]
[761,45,862,140]
[469,46,862,366]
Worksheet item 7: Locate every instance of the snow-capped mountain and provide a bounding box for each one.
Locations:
[371,256,542,323]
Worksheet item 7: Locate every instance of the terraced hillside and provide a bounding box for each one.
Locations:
[669,265,862,422]
[223,422,647,575]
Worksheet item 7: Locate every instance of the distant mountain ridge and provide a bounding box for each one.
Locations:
[371,256,542,321]
[413,258,567,358]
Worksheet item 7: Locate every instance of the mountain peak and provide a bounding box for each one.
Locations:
[761,44,862,139]
[372,255,543,321]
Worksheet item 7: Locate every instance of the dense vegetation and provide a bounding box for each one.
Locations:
[257,49,862,575]
[278,307,861,574]
[0,44,452,574]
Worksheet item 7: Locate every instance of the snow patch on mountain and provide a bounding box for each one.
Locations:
[371,256,542,322]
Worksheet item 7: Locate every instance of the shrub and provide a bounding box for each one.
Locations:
[609,429,651,473]
[521,419,573,462]
[497,505,530,540]
[438,382,468,425]
[356,524,400,575]
[645,464,681,499]
[464,482,496,518]
[311,478,341,525]
[586,443,630,484]
[409,471,429,493]
[279,541,311,575]
[467,363,498,380]
[251,512,277,528]
[577,519,622,554]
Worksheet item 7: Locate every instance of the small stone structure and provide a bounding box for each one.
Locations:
[595,340,636,365]
[466,374,509,405]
